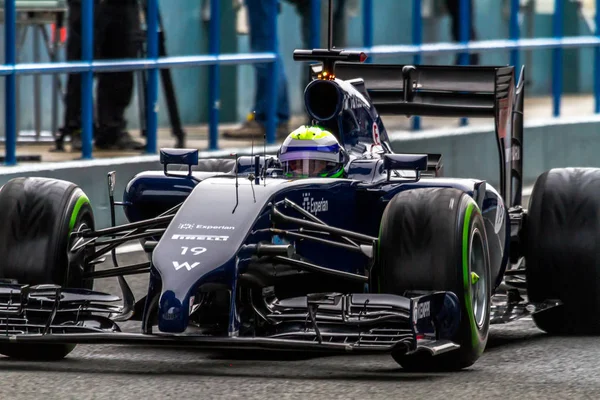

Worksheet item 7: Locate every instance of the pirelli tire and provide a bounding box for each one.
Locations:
[0,177,95,360]
[525,168,600,334]
[378,187,491,371]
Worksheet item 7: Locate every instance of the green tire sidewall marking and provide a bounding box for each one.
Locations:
[69,194,90,237]
[462,201,482,352]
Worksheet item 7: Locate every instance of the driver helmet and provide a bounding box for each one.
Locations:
[279,126,345,178]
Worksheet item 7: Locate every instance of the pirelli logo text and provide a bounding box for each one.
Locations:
[171,234,229,241]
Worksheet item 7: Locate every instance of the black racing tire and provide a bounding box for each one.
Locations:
[0,177,95,360]
[525,168,600,335]
[378,187,491,371]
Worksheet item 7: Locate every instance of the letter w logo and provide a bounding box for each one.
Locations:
[172,261,200,271]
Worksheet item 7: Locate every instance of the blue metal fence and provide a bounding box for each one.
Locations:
[412,0,422,130]
[208,0,220,152]
[3,0,600,166]
[359,0,600,119]
[81,0,94,160]
[359,0,600,127]
[1,0,279,165]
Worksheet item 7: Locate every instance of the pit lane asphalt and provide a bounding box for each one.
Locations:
[2,253,599,400]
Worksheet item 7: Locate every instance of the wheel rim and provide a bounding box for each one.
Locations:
[470,228,488,329]
[67,221,91,288]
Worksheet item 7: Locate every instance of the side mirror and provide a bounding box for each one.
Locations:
[383,153,428,182]
[160,148,199,177]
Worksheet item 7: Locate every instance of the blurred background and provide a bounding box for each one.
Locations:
[0,0,598,230]
[0,1,596,135]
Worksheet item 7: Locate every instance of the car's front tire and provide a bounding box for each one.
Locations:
[0,177,95,360]
[377,187,491,371]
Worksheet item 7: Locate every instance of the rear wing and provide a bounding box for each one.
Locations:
[330,62,524,208]
[333,62,514,119]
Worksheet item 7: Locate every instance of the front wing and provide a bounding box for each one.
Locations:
[0,282,462,356]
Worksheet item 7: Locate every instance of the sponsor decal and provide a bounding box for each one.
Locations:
[302,192,329,216]
[172,234,229,241]
[372,122,381,145]
[417,301,431,320]
[179,223,235,230]
[180,246,207,255]
[173,247,207,272]
[197,225,235,230]
[172,261,200,271]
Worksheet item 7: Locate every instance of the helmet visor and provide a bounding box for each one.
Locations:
[283,159,342,178]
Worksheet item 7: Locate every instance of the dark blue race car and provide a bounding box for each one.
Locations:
[0,31,599,372]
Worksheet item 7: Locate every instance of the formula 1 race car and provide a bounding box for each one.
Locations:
[0,26,599,372]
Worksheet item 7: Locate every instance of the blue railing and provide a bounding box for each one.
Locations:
[3,0,600,166]
[1,0,280,165]
[358,0,600,123]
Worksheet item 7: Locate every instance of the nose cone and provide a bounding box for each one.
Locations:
[151,177,289,333]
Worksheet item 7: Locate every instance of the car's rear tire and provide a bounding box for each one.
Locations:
[0,177,95,360]
[377,187,491,371]
[525,168,600,334]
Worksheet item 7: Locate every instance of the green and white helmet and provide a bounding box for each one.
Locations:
[279,126,345,178]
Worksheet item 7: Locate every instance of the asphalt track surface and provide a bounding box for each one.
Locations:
[2,254,600,400]
[4,194,600,399]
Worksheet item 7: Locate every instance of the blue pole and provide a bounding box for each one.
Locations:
[208,0,220,151]
[458,0,470,65]
[509,0,520,69]
[81,0,94,159]
[412,0,422,131]
[363,0,373,47]
[146,0,159,153]
[4,0,16,165]
[363,0,373,63]
[595,0,600,113]
[310,0,320,48]
[458,0,469,126]
[552,0,563,117]
[265,0,278,145]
